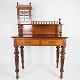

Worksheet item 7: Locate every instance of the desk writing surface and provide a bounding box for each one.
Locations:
[12,34,68,38]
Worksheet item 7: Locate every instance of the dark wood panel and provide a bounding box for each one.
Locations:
[32,25,60,35]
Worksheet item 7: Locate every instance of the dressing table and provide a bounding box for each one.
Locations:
[12,2,68,79]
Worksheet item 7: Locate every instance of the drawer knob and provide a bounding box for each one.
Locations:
[49,40,54,44]
[26,40,31,43]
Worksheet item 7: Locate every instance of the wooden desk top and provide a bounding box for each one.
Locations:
[12,34,68,38]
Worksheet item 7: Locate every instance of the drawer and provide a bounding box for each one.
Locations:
[16,39,40,46]
[41,39,64,46]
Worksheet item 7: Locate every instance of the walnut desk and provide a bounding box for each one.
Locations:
[12,2,68,79]
[12,22,68,79]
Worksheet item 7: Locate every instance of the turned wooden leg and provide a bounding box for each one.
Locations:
[56,46,60,68]
[60,46,66,79]
[20,46,24,69]
[14,46,19,79]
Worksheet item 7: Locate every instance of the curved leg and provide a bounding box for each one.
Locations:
[20,46,24,69]
[56,46,60,68]
[60,46,66,79]
[14,46,19,79]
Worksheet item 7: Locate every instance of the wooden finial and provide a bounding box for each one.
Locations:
[17,2,19,6]
[29,2,31,6]
[59,18,61,24]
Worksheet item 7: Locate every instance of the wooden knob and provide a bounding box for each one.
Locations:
[29,2,31,5]
[26,40,31,43]
[49,40,54,44]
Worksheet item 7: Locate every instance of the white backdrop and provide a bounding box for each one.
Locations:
[0,0,80,79]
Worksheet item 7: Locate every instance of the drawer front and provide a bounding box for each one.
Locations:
[16,39,40,46]
[41,39,65,46]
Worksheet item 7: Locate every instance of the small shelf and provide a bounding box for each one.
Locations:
[19,15,29,16]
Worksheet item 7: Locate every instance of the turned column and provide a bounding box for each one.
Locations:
[59,18,62,37]
[60,46,66,79]
[14,46,19,79]
[56,46,60,68]
[20,46,24,69]
[18,24,23,36]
